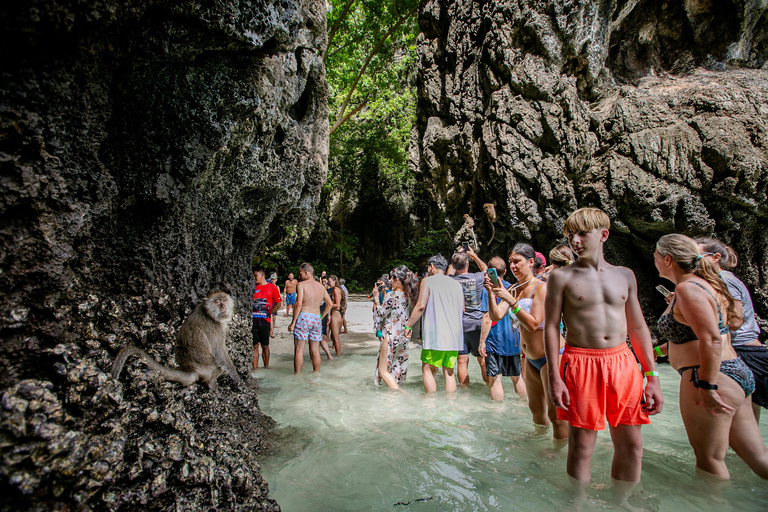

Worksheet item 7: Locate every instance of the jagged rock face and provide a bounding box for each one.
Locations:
[411,0,768,327]
[1,0,327,509]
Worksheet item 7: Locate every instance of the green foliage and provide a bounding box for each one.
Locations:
[404,229,455,264]
[325,0,419,221]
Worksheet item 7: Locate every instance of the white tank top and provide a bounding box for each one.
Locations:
[422,273,464,351]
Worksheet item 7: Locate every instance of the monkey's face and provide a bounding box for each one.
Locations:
[205,292,233,324]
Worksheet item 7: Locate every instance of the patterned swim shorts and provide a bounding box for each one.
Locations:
[294,312,322,342]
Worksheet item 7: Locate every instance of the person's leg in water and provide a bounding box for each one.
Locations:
[567,426,598,482]
[524,358,550,431]
[341,311,348,334]
[477,355,489,385]
[377,337,399,389]
[309,339,321,372]
[510,375,527,398]
[457,354,470,386]
[541,361,569,441]
[443,366,457,393]
[253,343,261,369]
[293,338,305,374]
[261,343,270,368]
[489,374,504,400]
[609,424,643,508]
[423,362,438,393]
[330,310,342,356]
[320,334,333,360]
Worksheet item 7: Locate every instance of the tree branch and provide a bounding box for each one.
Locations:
[324,0,357,64]
[330,101,368,134]
[332,4,417,131]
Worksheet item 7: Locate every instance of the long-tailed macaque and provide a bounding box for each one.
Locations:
[483,203,497,244]
[111,291,241,391]
[454,213,479,249]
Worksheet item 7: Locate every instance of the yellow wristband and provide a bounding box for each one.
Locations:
[644,370,659,377]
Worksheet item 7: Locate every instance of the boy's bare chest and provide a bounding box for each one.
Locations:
[564,272,628,308]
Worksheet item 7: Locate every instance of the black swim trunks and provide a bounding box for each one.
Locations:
[486,353,522,377]
[734,345,768,408]
[252,324,271,347]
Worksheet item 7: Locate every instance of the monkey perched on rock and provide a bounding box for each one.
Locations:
[483,203,497,245]
[453,213,479,249]
[111,291,241,391]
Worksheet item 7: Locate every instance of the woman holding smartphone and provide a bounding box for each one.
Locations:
[486,243,568,441]
[373,265,419,388]
[654,234,768,478]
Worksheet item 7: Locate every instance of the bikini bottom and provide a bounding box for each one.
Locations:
[677,357,755,397]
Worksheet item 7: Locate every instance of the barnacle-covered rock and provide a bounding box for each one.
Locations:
[0,0,328,509]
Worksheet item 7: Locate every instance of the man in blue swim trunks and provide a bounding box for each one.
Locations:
[283,272,298,318]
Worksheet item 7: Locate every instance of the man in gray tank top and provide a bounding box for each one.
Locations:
[405,255,465,393]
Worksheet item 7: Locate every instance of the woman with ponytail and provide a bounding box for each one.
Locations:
[696,237,768,423]
[372,265,419,388]
[654,233,768,479]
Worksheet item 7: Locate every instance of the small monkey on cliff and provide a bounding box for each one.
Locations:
[111,291,241,391]
[453,213,479,249]
[483,203,497,245]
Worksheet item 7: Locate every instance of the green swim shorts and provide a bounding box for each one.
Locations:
[421,349,458,369]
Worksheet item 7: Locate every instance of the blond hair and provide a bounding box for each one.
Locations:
[656,234,736,322]
[563,207,610,236]
[549,244,575,267]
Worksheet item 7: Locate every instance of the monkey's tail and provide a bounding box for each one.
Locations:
[488,224,495,245]
[111,346,198,386]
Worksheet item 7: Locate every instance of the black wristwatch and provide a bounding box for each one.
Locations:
[696,380,718,390]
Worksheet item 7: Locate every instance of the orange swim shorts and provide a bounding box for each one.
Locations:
[556,343,650,431]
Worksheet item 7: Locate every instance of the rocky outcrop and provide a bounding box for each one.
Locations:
[1,1,328,509]
[411,0,768,326]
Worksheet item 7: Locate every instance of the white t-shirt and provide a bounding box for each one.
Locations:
[422,273,464,351]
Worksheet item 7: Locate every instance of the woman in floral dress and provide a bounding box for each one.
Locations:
[373,265,419,388]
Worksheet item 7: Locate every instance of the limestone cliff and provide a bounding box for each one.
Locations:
[411,0,768,326]
[1,1,328,509]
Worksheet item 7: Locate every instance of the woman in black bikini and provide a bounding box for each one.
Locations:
[654,233,768,479]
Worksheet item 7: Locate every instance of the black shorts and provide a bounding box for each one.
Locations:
[734,345,768,408]
[458,329,481,356]
[252,324,271,347]
[485,353,522,377]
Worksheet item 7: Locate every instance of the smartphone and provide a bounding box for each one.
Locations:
[655,285,672,298]
[462,241,469,252]
[487,268,499,287]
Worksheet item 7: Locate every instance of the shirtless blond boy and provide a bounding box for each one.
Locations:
[288,262,333,373]
[283,273,299,317]
[545,208,663,486]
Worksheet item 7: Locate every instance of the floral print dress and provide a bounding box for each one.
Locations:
[373,290,410,386]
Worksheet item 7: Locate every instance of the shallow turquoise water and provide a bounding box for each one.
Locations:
[256,303,768,511]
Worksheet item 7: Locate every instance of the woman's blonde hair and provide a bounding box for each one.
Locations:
[549,244,575,267]
[656,234,736,321]
[563,207,610,237]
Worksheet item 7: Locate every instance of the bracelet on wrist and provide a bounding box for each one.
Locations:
[644,370,659,377]
[512,304,522,315]
[404,326,412,331]
[695,379,718,390]
[654,345,664,357]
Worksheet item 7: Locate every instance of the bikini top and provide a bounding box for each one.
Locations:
[657,281,729,344]
[517,281,545,330]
